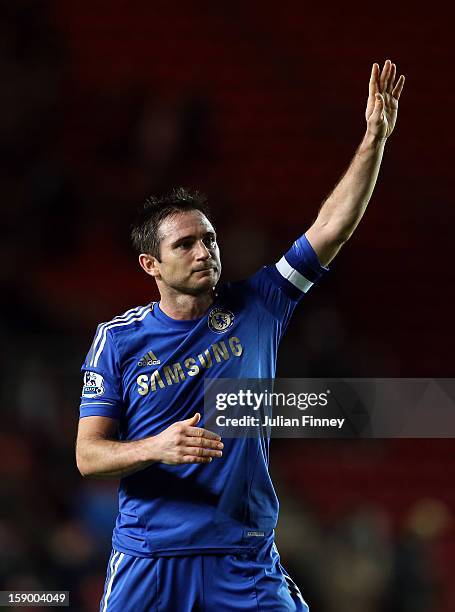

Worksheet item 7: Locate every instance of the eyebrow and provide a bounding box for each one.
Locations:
[169,230,216,248]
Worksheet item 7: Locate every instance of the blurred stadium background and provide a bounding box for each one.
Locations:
[1,1,454,610]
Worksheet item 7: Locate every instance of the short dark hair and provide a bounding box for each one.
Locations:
[130,187,212,259]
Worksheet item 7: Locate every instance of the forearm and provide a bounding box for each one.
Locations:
[315,131,386,241]
[76,435,156,478]
[305,60,404,266]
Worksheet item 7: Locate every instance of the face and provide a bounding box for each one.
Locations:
[141,210,221,296]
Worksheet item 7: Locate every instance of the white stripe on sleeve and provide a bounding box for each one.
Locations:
[79,402,116,407]
[89,305,144,367]
[93,306,151,367]
[275,257,313,293]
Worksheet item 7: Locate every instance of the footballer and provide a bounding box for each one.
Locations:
[76,60,405,611]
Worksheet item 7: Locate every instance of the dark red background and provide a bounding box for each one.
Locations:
[1,2,454,610]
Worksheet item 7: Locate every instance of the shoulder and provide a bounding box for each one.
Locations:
[98,302,156,333]
[95,303,155,337]
[98,302,156,330]
[217,277,257,308]
[220,267,278,296]
[216,269,278,315]
[88,303,154,368]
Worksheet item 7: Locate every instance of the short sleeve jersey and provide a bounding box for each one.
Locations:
[80,235,328,557]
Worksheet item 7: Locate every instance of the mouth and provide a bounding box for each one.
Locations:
[193,267,216,274]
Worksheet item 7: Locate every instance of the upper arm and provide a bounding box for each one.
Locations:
[305,222,346,267]
[75,416,119,476]
[248,233,329,332]
[77,415,119,443]
[79,327,123,420]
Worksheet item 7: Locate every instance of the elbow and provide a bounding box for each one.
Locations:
[323,220,354,244]
[76,456,90,478]
[334,229,353,245]
[76,445,95,478]
[77,462,98,479]
[313,218,353,245]
[329,225,355,246]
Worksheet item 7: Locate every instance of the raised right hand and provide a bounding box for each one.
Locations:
[365,59,405,140]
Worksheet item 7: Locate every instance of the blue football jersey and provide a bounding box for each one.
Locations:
[80,234,328,557]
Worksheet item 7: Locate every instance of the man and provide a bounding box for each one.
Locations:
[76,60,405,611]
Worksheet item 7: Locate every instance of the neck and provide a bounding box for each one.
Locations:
[158,288,216,320]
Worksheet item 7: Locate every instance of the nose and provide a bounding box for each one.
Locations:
[195,239,211,260]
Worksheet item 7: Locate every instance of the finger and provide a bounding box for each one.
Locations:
[387,63,397,93]
[368,63,379,96]
[186,426,221,441]
[392,74,405,100]
[185,436,224,449]
[183,445,223,458]
[181,455,213,464]
[379,59,391,92]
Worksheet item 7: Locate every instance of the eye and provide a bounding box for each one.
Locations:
[178,241,192,250]
[204,236,217,247]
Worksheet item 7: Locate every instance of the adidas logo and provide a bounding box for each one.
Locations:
[138,350,161,366]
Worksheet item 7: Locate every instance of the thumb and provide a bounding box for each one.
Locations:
[184,412,201,426]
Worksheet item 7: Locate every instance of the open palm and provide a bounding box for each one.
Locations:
[365,60,405,139]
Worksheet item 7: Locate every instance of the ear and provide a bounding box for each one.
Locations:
[139,253,160,278]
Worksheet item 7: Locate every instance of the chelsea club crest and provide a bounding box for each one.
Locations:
[208,308,235,334]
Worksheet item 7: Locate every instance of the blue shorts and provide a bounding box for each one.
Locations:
[99,539,309,611]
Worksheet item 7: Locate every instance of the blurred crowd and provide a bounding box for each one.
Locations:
[1,2,454,611]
